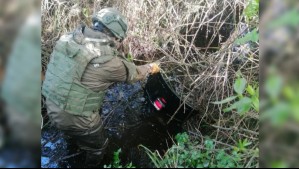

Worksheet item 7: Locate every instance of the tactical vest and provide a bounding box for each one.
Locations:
[42,33,116,117]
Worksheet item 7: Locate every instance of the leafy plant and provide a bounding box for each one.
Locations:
[141,133,243,168]
[244,0,259,23]
[268,8,299,29]
[104,149,135,168]
[213,76,259,115]
[234,0,259,45]
[261,72,299,126]
[234,28,259,45]
[234,139,252,153]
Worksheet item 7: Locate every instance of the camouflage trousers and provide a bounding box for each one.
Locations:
[46,100,108,167]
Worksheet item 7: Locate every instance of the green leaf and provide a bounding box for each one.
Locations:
[203,161,209,168]
[224,97,252,115]
[265,75,283,99]
[252,96,259,112]
[236,97,252,115]
[246,85,255,96]
[261,103,290,126]
[234,28,259,45]
[234,78,247,95]
[238,139,252,152]
[244,0,259,21]
[271,161,289,168]
[282,85,294,100]
[212,96,237,104]
[204,140,214,150]
[196,164,204,168]
[268,9,299,29]
[175,132,189,145]
[113,149,121,166]
[291,103,299,123]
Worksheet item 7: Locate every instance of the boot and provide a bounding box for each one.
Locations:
[84,139,109,168]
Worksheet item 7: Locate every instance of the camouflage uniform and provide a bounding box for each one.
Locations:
[43,24,151,166]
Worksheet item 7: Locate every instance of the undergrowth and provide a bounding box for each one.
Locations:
[140,132,251,168]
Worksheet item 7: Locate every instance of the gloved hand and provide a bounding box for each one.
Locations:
[149,62,160,74]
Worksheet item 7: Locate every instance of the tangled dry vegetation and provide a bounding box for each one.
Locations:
[42,0,259,167]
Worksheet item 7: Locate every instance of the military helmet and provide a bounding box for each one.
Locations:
[92,8,128,40]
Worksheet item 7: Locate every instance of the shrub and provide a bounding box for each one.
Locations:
[141,133,251,168]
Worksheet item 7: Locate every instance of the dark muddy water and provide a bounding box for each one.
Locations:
[41,74,195,168]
